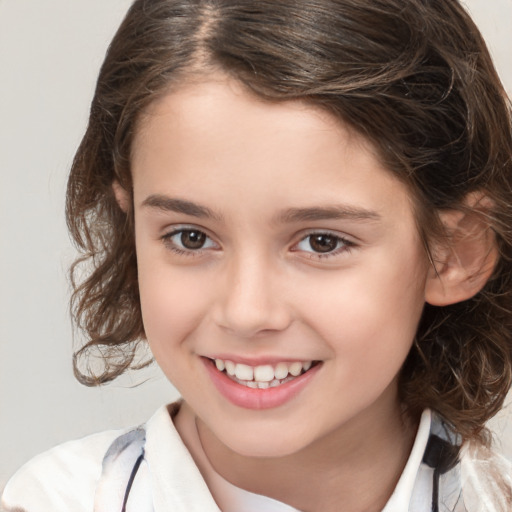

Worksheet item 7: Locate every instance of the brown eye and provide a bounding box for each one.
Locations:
[308,234,339,253]
[180,230,206,249]
[163,227,217,255]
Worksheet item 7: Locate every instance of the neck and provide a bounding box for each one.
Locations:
[192,393,417,512]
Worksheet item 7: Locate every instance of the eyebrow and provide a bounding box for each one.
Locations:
[141,195,224,221]
[141,194,380,224]
[275,205,381,224]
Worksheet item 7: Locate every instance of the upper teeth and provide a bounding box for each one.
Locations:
[215,358,313,382]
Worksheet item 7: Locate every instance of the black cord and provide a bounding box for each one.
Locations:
[121,451,145,512]
[432,468,440,512]
[422,433,460,512]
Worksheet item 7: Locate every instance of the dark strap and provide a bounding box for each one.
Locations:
[122,451,145,512]
[94,428,147,512]
[422,434,460,512]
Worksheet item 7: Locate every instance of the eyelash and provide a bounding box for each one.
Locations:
[161,227,356,260]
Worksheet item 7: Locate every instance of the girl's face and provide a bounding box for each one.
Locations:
[130,76,430,457]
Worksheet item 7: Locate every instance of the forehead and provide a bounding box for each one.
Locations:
[133,74,373,162]
[135,76,361,150]
[131,76,415,224]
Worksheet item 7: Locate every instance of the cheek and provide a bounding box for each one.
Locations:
[346,265,425,344]
[137,255,211,358]
[299,245,427,368]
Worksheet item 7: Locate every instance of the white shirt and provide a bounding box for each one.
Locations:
[2,404,511,512]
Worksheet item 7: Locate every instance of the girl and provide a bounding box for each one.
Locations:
[3,0,512,511]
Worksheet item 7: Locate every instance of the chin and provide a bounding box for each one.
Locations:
[214,422,315,459]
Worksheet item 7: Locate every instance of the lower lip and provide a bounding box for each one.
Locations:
[203,358,321,410]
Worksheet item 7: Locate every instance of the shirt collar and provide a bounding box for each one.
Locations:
[382,409,432,511]
[144,404,432,512]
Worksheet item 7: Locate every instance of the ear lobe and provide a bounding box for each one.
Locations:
[425,193,498,306]
[112,180,131,213]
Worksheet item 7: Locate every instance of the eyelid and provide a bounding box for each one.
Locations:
[161,223,216,240]
[291,228,356,245]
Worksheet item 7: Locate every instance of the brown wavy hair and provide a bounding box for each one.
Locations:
[67,0,512,440]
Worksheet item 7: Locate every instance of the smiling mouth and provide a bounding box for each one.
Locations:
[207,357,321,389]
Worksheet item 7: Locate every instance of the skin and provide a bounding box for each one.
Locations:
[127,75,433,512]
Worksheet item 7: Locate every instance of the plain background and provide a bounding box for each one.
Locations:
[1,0,511,491]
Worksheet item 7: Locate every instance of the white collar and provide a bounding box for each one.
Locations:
[145,404,221,512]
[382,409,431,511]
[143,404,432,512]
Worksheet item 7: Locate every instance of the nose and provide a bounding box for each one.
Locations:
[212,253,293,338]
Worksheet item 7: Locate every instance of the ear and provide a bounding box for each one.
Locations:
[425,192,498,306]
[112,180,131,213]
